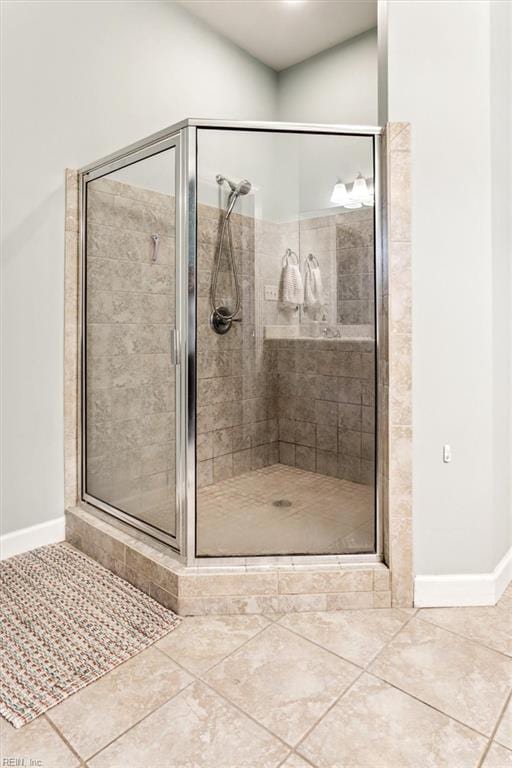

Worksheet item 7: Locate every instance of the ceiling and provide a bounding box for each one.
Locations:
[178,0,377,71]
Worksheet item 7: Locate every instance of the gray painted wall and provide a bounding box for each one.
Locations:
[0,0,277,534]
[387,0,512,574]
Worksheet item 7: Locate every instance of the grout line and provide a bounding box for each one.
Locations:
[84,675,197,763]
[363,613,511,744]
[197,676,297,754]
[413,612,512,661]
[27,599,510,766]
[127,621,298,756]
[295,668,368,758]
[44,714,87,767]
[291,609,419,757]
[365,669,495,743]
[273,616,368,671]
[176,615,274,677]
[476,689,512,768]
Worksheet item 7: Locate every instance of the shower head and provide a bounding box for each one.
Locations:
[234,179,252,196]
[216,174,252,197]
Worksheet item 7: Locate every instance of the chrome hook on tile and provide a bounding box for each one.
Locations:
[151,233,160,263]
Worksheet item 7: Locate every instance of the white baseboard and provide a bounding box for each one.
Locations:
[0,516,65,560]
[414,545,512,607]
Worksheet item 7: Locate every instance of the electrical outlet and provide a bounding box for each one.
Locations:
[264,285,278,301]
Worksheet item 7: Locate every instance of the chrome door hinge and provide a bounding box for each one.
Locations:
[170,327,181,366]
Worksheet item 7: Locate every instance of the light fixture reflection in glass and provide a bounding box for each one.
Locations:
[331,174,374,209]
[351,173,370,202]
[330,180,350,206]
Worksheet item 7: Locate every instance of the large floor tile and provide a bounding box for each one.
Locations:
[157,614,270,674]
[499,582,512,610]
[47,646,192,759]
[418,606,512,656]
[1,716,79,768]
[279,609,411,666]
[282,754,315,767]
[203,623,359,745]
[482,742,512,767]
[298,673,487,768]
[369,617,512,735]
[496,697,512,750]
[88,681,289,768]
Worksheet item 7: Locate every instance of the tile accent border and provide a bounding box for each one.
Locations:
[64,169,80,509]
[385,123,413,608]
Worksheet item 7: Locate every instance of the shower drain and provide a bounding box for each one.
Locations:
[273,499,292,508]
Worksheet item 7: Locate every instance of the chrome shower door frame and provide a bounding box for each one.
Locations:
[79,131,185,553]
[184,121,385,567]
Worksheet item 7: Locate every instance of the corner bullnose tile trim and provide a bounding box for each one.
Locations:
[385,123,413,608]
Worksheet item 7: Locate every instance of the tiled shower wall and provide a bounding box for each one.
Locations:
[85,178,176,533]
[197,204,376,489]
[273,338,375,485]
[336,208,375,325]
[256,208,374,328]
[86,184,376,504]
[251,207,376,485]
[196,205,279,488]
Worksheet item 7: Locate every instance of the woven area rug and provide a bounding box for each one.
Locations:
[0,542,181,728]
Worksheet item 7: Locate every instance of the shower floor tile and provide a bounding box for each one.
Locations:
[197,463,374,556]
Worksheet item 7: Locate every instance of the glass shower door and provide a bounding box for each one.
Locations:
[194,127,377,558]
[83,140,180,546]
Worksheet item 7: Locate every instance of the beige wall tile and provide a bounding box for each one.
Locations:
[325,592,375,610]
[373,591,392,608]
[278,569,373,595]
[373,569,391,591]
[385,124,413,609]
[178,572,278,598]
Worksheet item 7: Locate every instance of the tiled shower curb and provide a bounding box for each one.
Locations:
[66,506,392,616]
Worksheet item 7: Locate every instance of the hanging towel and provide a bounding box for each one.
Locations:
[279,249,303,307]
[304,254,323,311]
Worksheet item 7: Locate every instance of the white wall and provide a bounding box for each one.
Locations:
[277,30,378,216]
[490,0,512,567]
[1,1,379,538]
[0,0,277,535]
[277,29,378,125]
[387,0,511,575]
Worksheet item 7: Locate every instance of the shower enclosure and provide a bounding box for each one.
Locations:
[80,119,383,566]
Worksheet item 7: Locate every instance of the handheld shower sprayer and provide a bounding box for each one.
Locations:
[210,174,252,334]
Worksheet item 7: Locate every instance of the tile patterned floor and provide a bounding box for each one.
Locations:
[197,464,374,556]
[1,583,511,768]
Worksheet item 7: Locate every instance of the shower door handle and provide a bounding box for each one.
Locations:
[170,327,181,366]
